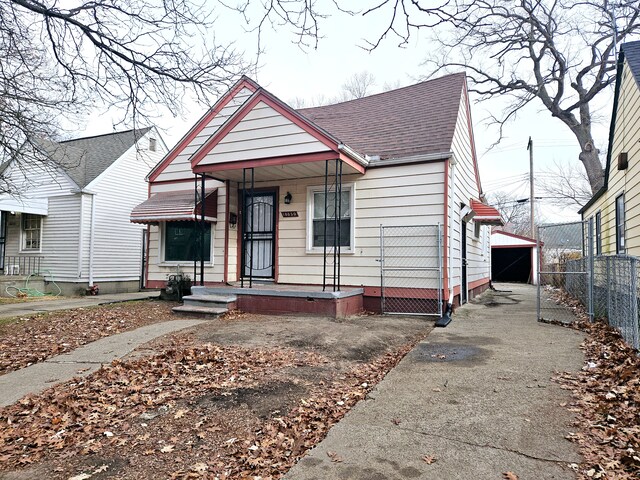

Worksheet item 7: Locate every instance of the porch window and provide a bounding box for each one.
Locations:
[22,214,42,250]
[164,221,211,262]
[616,194,625,254]
[307,185,354,252]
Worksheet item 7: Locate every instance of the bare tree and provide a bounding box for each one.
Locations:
[537,160,594,209]
[236,1,640,194]
[488,191,531,237]
[341,71,376,99]
[366,0,640,193]
[0,0,249,194]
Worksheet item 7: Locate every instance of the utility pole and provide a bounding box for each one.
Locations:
[527,136,534,238]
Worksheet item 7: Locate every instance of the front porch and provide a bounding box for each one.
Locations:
[189,283,365,318]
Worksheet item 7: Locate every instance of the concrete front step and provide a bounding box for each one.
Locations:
[172,305,228,318]
[182,294,237,309]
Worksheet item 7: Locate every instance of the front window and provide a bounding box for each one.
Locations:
[307,185,354,252]
[616,195,625,254]
[22,214,42,250]
[164,221,211,262]
[595,211,601,255]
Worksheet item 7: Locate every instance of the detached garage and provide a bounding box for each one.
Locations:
[491,231,538,284]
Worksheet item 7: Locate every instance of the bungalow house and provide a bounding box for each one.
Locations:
[133,74,502,316]
[580,40,640,253]
[0,128,166,295]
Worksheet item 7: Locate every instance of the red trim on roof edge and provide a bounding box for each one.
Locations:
[192,151,365,175]
[462,80,483,195]
[148,77,259,183]
[491,230,537,244]
[190,89,341,169]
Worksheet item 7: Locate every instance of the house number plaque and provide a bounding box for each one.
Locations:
[281,211,299,218]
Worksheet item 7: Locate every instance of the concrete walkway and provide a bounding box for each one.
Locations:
[285,283,585,480]
[0,291,159,320]
[0,319,204,407]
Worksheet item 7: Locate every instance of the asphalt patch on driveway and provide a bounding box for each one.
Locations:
[410,342,486,363]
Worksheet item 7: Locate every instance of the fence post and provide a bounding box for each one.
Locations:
[438,223,443,317]
[536,225,541,320]
[631,258,639,350]
[379,225,385,314]
[606,256,611,320]
[588,218,594,322]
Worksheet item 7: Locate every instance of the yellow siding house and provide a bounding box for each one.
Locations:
[581,41,640,255]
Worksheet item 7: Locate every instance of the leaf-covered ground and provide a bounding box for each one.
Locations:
[0,311,430,479]
[547,288,640,479]
[0,301,178,375]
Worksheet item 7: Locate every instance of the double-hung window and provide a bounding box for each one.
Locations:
[22,214,42,251]
[307,185,354,252]
[616,194,625,254]
[595,211,602,255]
[164,221,211,262]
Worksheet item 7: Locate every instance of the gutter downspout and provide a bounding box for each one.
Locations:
[436,156,456,327]
[77,194,85,278]
[88,194,96,287]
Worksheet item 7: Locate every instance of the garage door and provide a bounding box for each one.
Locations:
[492,247,532,283]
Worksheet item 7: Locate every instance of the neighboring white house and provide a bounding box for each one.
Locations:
[133,74,502,315]
[0,128,167,295]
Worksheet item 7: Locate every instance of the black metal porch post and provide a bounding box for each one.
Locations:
[249,167,255,288]
[241,168,246,288]
[200,173,205,286]
[323,159,328,292]
[337,160,342,291]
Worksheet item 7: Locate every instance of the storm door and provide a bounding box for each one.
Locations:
[242,191,276,278]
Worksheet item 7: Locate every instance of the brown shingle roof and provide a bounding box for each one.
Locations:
[298,73,466,160]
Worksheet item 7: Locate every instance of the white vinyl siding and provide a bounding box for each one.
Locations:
[154,88,254,182]
[199,101,331,166]
[84,137,166,282]
[230,162,446,286]
[447,85,491,295]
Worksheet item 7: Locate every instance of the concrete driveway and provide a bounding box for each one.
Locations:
[285,283,585,480]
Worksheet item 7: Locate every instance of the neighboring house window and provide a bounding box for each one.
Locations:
[164,221,211,262]
[149,137,157,152]
[474,222,481,239]
[22,214,42,250]
[616,194,625,254]
[307,185,354,252]
[595,211,602,255]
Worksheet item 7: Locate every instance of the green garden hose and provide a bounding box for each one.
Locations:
[5,270,62,298]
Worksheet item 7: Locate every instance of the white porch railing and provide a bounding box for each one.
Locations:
[2,256,43,276]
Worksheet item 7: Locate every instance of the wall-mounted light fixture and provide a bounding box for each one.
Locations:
[229,212,237,227]
[284,192,292,204]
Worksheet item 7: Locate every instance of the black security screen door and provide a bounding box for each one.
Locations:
[242,191,276,279]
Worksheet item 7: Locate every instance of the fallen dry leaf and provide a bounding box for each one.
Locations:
[422,455,437,465]
[326,451,344,463]
[160,445,175,453]
[502,472,518,480]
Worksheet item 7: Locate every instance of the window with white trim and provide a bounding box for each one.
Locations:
[595,211,602,255]
[22,214,42,250]
[616,194,625,254]
[164,221,211,262]
[307,185,355,252]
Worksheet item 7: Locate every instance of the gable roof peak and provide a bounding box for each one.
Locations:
[44,127,153,188]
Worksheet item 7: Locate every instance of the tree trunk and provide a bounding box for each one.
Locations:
[570,123,604,194]
[579,147,604,193]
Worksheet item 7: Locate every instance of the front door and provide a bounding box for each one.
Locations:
[461,220,468,304]
[242,191,276,278]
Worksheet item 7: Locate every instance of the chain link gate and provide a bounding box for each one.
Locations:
[380,224,443,316]
[537,220,593,324]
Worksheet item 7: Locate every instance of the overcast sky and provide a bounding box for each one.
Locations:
[82,6,618,223]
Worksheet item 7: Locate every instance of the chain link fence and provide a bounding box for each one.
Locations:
[537,219,640,350]
[380,224,443,316]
